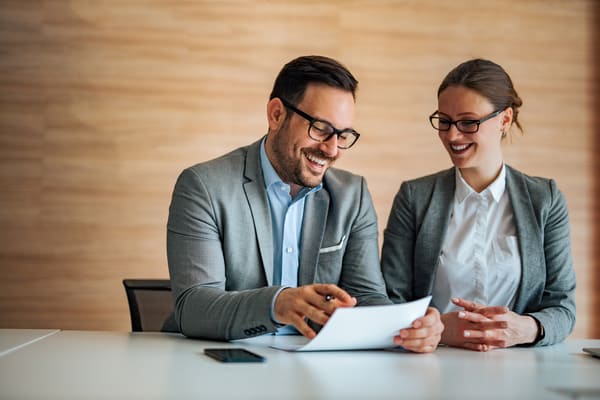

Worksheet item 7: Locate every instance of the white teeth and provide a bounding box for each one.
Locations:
[451,143,469,151]
[306,153,326,166]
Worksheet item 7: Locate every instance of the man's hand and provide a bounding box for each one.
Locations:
[274,284,357,338]
[394,307,444,353]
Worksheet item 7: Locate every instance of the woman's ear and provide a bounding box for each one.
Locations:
[501,107,514,131]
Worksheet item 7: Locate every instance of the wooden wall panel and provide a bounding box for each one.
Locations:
[0,0,596,337]
[592,0,600,339]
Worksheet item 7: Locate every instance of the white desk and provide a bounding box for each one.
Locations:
[0,328,59,357]
[0,330,598,399]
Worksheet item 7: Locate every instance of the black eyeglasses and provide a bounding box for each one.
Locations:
[429,109,503,134]
[280,98,360,149]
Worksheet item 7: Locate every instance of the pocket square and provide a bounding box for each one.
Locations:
[319,235,346,254]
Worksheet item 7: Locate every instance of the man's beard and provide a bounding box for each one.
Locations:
[269,128,335,189]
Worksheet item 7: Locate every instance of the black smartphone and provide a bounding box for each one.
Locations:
[583,348,600,359]
[204,347,266,363]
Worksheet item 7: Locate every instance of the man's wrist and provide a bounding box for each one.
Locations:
[270,286,289,326]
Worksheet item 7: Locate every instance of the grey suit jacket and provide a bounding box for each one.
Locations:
[167,138,389,340]
[381,165,576,346]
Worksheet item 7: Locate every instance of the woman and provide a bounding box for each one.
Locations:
[381,58,576,351]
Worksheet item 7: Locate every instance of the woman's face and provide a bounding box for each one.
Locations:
[436,85,509,176]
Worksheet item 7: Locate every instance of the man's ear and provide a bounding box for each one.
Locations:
[267,98,287,132]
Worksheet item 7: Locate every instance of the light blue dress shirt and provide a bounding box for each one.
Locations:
[260,139,322,333]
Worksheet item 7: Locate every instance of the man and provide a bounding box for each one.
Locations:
[167,55,442,352]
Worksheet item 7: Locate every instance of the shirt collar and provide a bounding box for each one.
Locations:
[259,137,322,198]
[454,164,506,204]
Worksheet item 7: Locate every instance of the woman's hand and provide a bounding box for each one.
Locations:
[441,298,539,351]
[395,307,444,353]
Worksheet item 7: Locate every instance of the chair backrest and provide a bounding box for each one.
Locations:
[122,279,178,332]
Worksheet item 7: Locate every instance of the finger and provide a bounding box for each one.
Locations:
[458,311,508,326]
[412,307,440,329]
[302,293,335,317]
[287,313,318,339]
[274,288,330,325]
[463,330,507,347]
[313,284,356,306]
[473,320,508,330]
[462,342,489,352]
[452,297,485,311]
[402,343,437,354]
[462,337,507,348]
[404,322,443,339]
[398,320,443,344]
[399,327,430,340]
[394,336,439,353]
[458,310,491,323]
[303,304,331,326]
[281,289,332,325]
[478,306,510,318]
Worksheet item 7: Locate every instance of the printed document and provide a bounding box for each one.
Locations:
[270,296,431,351]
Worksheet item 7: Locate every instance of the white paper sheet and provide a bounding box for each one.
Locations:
[270,296,431,351]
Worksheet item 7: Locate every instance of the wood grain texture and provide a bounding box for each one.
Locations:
[0,0,596,337]
[591,0,600,339]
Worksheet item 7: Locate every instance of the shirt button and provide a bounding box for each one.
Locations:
[286,247,293,253]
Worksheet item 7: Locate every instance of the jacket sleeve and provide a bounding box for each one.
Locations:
[381,182,416,304]
[527,180,576,346]
[167,167,281,340]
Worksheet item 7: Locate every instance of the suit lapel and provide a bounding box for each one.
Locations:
[414,169,455,296]
[298,189,329,286]
[243,139,274,285]
[506,165,541,312]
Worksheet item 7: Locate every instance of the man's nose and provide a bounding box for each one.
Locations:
[318,134,339,157]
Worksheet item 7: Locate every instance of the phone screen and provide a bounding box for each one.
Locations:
[204,348,266,363]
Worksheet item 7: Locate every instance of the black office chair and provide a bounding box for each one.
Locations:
[122,279,179,332]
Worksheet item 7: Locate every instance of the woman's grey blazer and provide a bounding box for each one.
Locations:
[381,165,576,346]
[167,138,389,341]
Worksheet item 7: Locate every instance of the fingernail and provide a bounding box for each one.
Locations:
[458,311,465,318]
[464,331,471,337]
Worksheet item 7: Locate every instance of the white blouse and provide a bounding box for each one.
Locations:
[431,165,522,314]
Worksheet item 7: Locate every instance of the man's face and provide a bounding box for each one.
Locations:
[265,83,355,196]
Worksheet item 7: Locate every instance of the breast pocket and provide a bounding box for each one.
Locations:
[315,236,346,284]
[319,235,346,254]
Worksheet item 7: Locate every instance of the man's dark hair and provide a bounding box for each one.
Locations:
[269,55,358,106]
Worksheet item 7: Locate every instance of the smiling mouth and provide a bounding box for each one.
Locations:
[450,143,473,154]
[304,151,328,168]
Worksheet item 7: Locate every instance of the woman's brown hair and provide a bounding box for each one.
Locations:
[438,58,523,132]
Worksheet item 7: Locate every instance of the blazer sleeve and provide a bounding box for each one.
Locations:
[527,180,576,346]
[167,167,281,340]
[381,181,416,304]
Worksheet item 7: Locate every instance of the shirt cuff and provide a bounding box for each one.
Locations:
[270,286,289,327]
